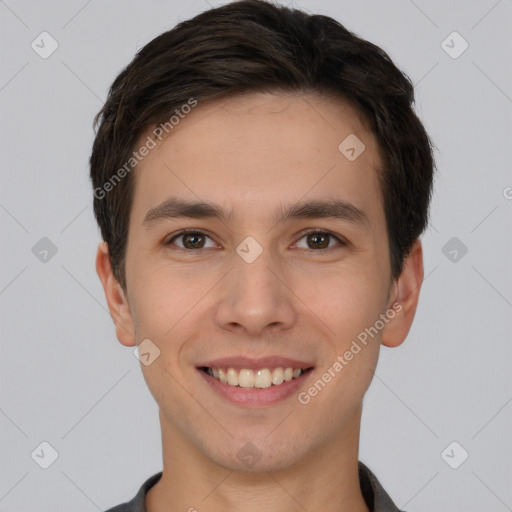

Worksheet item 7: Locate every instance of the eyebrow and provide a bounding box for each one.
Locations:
[143,197,369,228]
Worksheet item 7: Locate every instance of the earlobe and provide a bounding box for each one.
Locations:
[381,239,424,348]
[95,242,137,347]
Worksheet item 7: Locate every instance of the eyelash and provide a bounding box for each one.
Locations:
[165,228,347,251]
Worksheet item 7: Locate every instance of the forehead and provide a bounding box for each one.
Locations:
[130,91,383,223]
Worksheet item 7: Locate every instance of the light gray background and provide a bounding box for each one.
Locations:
[1,0,511,511]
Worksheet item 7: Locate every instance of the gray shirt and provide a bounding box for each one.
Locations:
[104,461,404,512]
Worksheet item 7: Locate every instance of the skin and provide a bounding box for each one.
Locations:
[96,92,424,512]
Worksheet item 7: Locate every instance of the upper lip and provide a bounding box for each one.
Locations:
[197,356,315,371]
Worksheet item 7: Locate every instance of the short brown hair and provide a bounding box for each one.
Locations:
[90,0,435,290]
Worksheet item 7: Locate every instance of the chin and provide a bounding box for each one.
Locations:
[207,435,310,474]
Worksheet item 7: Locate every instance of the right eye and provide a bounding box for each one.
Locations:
[166,229,218,250]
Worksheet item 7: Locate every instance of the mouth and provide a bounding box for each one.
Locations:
[196,358,315,407]
[199,365,314,389]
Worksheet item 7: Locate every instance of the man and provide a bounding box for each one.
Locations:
[90,1,434,510]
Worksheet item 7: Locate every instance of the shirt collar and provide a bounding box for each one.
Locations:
[106,461,404,512]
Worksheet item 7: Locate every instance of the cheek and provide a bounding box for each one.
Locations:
[129,266,201,406]
[309,266,388,396]
[311,265,388,335]
[129,260,206,335]
[306,280,384,409]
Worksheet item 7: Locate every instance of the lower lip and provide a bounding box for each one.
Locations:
[197,368,314,407]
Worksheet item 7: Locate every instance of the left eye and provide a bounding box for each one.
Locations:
[294,231,344,250]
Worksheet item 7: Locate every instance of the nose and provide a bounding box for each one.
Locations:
[213,245,297,337]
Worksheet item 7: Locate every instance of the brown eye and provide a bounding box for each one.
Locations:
[181,233,205,249]
[167,230,216,250]
[295,231,344,250]
[306,232,329,249]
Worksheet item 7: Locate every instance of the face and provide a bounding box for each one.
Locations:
[97,92,422,473]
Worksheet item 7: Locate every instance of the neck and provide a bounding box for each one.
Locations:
[146,407,370,512]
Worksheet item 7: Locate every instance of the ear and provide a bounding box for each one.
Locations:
[381,239,424,348]
[95,241,136,347]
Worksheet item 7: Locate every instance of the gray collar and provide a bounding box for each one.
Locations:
[104,461,404,512]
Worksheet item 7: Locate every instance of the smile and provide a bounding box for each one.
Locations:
[201,366,312,388]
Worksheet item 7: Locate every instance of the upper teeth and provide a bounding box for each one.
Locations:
[206,367,305,388]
